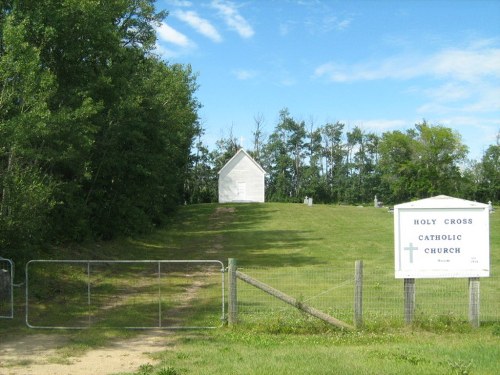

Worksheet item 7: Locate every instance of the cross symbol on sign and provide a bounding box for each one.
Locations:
[404,242,418,263]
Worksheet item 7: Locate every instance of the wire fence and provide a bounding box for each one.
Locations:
[25,260,225,329]
[6,258,500,329]
[236,264,500,327]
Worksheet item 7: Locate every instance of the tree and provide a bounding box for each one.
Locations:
[302,119,323,200]
[1,0,201,256]
[261,109,306,201]
[321,122,345,202]
[378,121,468,203]
[279,109,306,198]
[251,113,265,162]
[477,132,500,203]
[185,138,217,204]
[0,15,58,260]
[412,121,467,197]
[378,130,416,203]
[211,125,241,172]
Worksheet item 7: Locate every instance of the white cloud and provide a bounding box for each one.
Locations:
[336,18,352,31]
[315,41,500,122]
[424,82,471,103]
[174,10,222,43]
[418,81,500,115]
[165,0,192,6]
[314,42,500,83]
[463,85,500,113]
[154,42,174,58]
[279,22,293,36]
[279,77,297,87]
[429,47,500,82]
[308,15,352,33]
[232,69,258,80]
[156,22,192,47]
[211,0,254,38]
[358,119,408,132]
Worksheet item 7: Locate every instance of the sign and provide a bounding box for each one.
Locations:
[394,195,490,278]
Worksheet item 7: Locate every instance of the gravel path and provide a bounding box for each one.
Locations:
[0,331,171,375]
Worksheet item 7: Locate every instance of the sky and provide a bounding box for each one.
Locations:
[154,0,500,160]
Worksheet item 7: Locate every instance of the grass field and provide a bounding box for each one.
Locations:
[1,202,499,374]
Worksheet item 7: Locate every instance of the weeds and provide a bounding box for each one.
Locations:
[137,363,181,375]
[156,366,182,375]
[137,363,154,374]
[492,323,500,336]
[137,363,182,375]
[447,359,473,375]
[413,312,473,333]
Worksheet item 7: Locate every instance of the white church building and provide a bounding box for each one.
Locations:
[218,149,266,203]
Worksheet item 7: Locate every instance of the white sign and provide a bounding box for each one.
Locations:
[394,196,490,278]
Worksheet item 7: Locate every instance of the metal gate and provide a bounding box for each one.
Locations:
[26,260,225,329]
[0,257,14,319]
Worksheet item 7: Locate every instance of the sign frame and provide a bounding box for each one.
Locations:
[394,195,490,279]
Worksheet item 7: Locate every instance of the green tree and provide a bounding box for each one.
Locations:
[378,122,468,203]
[86,57,200,238]
[262,109,306,201]
[185,138,217,204]
[211,125,241,171]
[302,120,323,200]
[477,133,500,203]
[1,0,201,255]
[378,130,416,203]
[321,122,346,202]
[412,121,468,197]
[250,113,265,163]
[0,15,58,260]
[343,127,380,203]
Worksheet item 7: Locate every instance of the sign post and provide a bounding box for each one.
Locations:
[394,195,490,325]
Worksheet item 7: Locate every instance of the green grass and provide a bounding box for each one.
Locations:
[119,202,500,375]
[134,328,499,375]
[1,202,499,374]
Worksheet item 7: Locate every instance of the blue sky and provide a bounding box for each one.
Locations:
[155,0,500,160]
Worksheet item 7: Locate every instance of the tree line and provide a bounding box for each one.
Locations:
[1,1,499,265]
[1,0,201,262]
[187,109,500,206]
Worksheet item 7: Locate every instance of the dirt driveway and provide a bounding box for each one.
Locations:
[0,330,172,375]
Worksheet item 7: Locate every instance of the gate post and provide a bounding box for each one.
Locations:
[0,258,14,319]
[228,258,238,325]
[404,278,415,324]
[354,260,363,328]
[468,277,480,328]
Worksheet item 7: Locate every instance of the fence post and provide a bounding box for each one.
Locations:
[404,278,415,324]
[468,277,480,328]
[354,260,363,328]
[228,258,238,325]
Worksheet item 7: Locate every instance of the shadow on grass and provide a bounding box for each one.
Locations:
[130,203,324,268]
[24,260,224,329]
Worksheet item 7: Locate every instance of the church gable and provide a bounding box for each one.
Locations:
[218,149,266,203]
